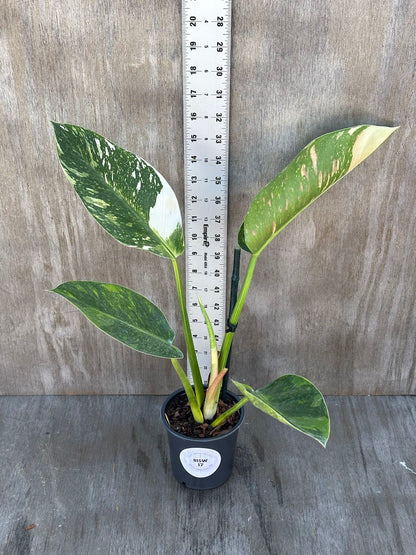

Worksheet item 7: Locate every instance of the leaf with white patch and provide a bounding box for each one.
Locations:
[52,122,184,259]
[233,375,330,447]
[52,281,183,359]
[239,125,398,254]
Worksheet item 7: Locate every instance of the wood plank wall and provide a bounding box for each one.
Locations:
[1,1,414,394]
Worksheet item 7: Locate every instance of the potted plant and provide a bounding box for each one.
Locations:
[50,122,397,488]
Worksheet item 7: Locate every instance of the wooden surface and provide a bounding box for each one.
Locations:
[0,395,415,554]
[1,1,415,394]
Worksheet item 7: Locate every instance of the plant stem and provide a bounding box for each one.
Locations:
[218,332,233,374]
[218,253,259,372]
[221,248,241,399]
[171,359,204,423]
[203,367,228,420]
[229,253,259,325]
[211,397,248,428]
[171,258,204,407]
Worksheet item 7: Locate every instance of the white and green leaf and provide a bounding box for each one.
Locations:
[239,125,398,254]
[52,122,184,259]
[233,375,330,447]
[52,281,183,359]
[198,296,224,419]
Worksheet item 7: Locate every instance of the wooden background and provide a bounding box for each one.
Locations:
[1,0,415,395]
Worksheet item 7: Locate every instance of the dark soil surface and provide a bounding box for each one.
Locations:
[164,391,241,438]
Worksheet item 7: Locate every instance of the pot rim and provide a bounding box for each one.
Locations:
[161,387,245,442]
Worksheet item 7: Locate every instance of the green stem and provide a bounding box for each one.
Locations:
[171,359,204,423]
[171,258,204,407]
[229,253,259,325]
[218,254,259,372]
[218,332,234,375]
[221,248,241,399]
[211,397,248,428]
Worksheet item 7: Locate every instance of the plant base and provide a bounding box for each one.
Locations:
[161,388,245,489]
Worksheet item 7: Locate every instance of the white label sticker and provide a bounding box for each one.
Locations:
[179,448,222,478]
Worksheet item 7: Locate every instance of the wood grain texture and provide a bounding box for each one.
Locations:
[228,1,416,396]
[0,0,185,394]
[0,395,415,554]
[0,0,415,393]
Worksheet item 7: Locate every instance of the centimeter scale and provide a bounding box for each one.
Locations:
[182,0,232,382]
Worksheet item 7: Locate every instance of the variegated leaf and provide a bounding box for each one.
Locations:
[52,281,183,359]
[52,123,184,259]
[239,125,398,254]
[233,375,330,446]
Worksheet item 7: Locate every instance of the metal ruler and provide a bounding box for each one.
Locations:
[182,0,232,383]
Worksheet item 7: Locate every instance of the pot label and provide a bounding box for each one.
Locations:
[179,448,222,478]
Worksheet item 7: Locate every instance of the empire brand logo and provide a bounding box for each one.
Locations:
[203,223,209,246]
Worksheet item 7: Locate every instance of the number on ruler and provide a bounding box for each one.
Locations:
[183,0,232,382]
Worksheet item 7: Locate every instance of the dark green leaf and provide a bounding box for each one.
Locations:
[52,281,183,359]
[237,222,252,253]
[233,375,330,446]
[52,122,184,259]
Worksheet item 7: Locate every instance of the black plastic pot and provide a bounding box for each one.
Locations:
[161,388,245,489]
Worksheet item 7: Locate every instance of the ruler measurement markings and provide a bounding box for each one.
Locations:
[182,0,231,381]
